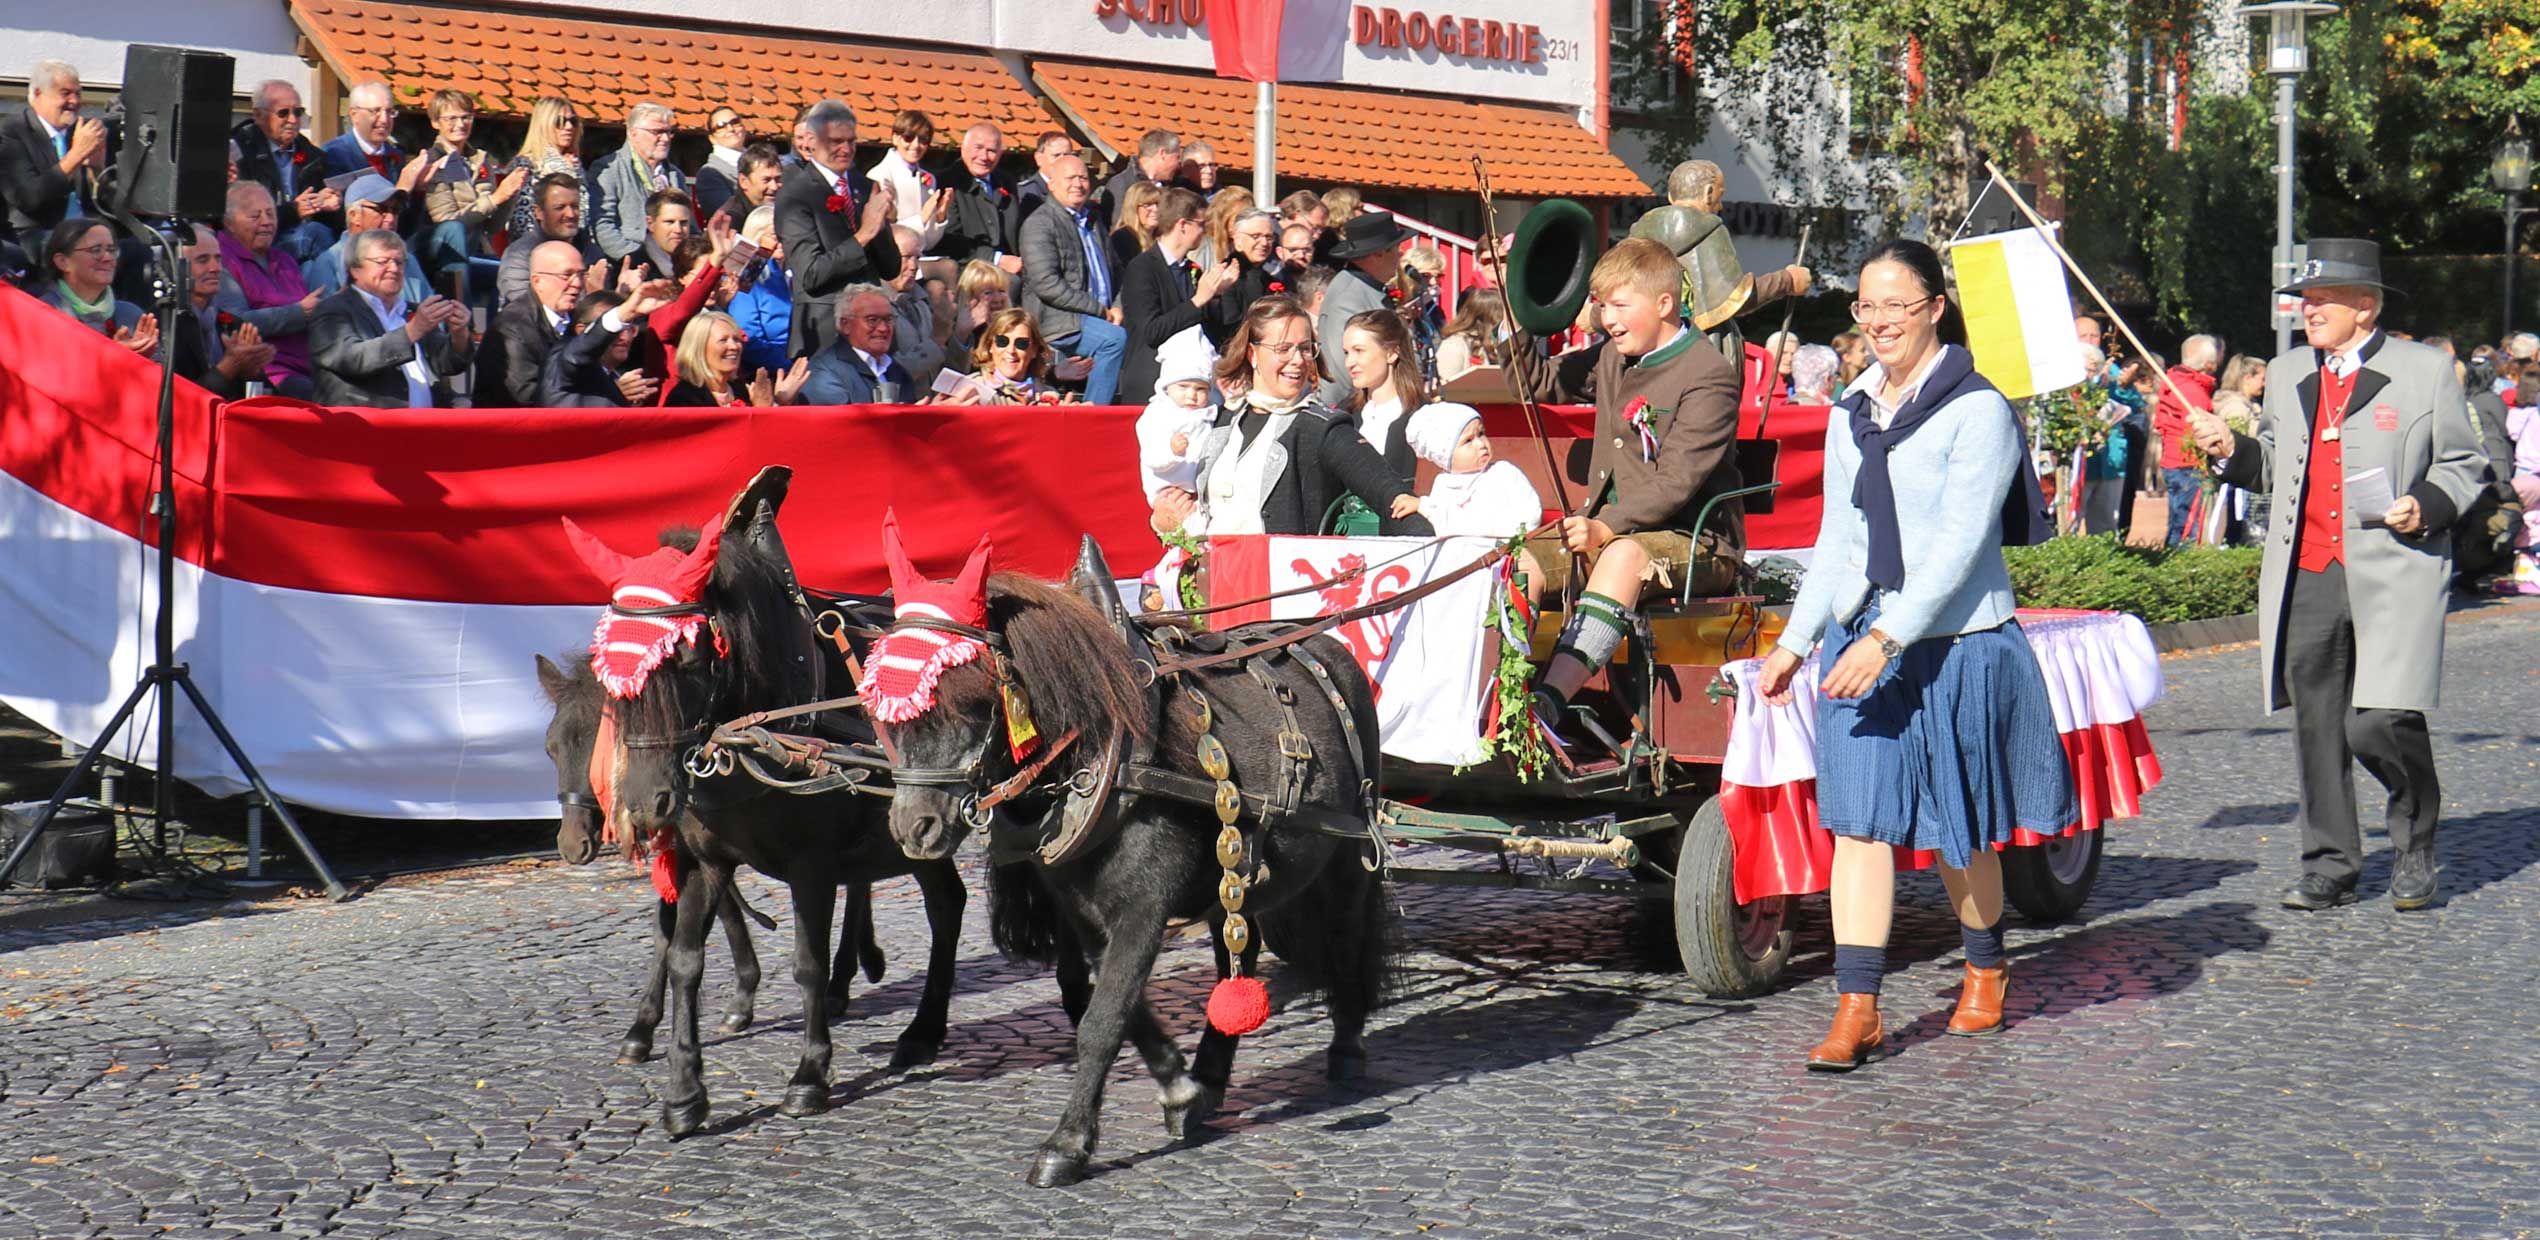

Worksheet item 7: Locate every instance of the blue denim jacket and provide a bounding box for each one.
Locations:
[1778,381,2023,654]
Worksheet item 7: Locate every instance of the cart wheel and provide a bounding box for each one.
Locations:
[2003,829,2102,923]
[1674,797,1792,998]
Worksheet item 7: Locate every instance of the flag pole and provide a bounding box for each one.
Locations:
[1977,159,2204,422]
[1253,80,1276,201]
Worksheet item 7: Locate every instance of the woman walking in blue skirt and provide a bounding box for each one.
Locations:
[1755,239,2076,1072]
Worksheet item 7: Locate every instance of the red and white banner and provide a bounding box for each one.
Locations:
[1202,534,1497,766]
[0,285,1824,820]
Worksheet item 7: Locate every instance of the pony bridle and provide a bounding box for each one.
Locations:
[872,614,1086,832]
[597,596,730,778]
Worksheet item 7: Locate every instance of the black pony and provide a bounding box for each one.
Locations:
[535,651,884,1065]
[874,552,1396,1188]
[576,468,966,1136]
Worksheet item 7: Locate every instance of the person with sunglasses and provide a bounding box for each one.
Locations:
[1754,238,2066,1071]
[693,108,751,219]
[230,80,337,263]
[1152,296,1422,538]
[959,308,1071,404]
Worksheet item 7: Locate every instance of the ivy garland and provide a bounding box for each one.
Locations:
[1468,548,1552,783]
[1157,528,1208,624]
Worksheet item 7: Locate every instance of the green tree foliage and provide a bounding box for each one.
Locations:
[1612,1,2531,346]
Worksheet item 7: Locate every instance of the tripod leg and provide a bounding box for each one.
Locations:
[169,672,351,902]
[0,673,158,887]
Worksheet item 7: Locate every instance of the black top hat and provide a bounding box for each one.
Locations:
[2275,238,2396,295]
[1326,211,1411,261]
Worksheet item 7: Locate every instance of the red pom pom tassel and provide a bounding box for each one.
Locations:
[650,848,680,903]
[1206,976,1270,1036]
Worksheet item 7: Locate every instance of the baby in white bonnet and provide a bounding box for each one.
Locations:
[1406,402,1544,540]
[1135,325,1219,502]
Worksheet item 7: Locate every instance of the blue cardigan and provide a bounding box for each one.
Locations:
[1779,350,2024,654]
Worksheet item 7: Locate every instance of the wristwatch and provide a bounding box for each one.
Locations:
[1871,629,1905,661]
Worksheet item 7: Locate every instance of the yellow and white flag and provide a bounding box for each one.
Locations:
[1950,228,2085,400]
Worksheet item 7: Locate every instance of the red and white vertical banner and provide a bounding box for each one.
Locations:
[1203,534,1496,766]
[1204,0,1347,82]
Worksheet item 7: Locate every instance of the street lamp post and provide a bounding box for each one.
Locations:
[2237,1,2337,355]
[2495,118,2532,343]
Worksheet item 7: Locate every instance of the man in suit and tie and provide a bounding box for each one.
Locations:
[588,101,688,261]
[1115,187,1235,403]
[230,80,338,264]
[308,230,474,408]
[2190,238,2486,912]
[321,82,432,211]
[1,59,108,261]
[1016,153,1127,404]
[476,241,591,407]
[940,123,1022,276]
[776,99,899,361]
[799,286,913,405]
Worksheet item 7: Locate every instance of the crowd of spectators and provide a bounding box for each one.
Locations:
[5,60,1496,417]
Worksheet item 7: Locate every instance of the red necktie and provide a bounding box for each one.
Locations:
[367,152,390,176]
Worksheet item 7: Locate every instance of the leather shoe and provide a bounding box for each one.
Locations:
[1946,963,2008,1036]
[2280,873,2358,911]
[2388,851,2438,911]
[1805,993,1884,1072]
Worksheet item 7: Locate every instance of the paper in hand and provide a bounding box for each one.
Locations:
[2347,466,2397,527]
[720,236,760,275]
[930,369,979,399]
[322,170,368,198]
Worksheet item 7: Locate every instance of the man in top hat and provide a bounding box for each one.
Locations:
[1314,210,1412,405]
[2188,238,2484,911]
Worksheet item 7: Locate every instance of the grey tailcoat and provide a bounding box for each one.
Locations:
[2214,334,2483,713]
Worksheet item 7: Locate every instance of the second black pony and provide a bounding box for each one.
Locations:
[535,651,884,1065]
[867,525,1397,1187]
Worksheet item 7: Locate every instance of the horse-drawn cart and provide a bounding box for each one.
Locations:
[1163,497,2164,999]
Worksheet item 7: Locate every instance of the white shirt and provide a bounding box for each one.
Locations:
[355,133,389,158]
[870,150,944,251]
[706,144,743,178]
[855,347,896,392]
[2322,331,2378,378]
[1854,346,1948,431]
[359,288,436,407]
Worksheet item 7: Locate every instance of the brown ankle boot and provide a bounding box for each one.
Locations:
[1947,963,2008,1036]
[1805,993,1884,1072]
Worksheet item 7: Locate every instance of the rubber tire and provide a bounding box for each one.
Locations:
[1673,796,1793,998]
[2003,830,2102,923]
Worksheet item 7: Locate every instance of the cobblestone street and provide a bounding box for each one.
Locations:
[3,606,2535,1238]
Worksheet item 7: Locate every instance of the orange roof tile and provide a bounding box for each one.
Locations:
[1031,61,1647,200]
[290,0,1051,142]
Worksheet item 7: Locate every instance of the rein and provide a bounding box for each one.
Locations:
[1149,537,1520,678]
[1137,527,1534,622]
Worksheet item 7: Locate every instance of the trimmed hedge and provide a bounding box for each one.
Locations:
[2003,535,2262,624]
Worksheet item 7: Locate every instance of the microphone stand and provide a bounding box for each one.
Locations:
[0,140,349,900]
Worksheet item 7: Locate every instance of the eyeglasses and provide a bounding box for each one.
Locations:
[267,106,306,118]
[712,118,745,132]
[1252,340,1317,359]
[990,334,1035,349]
[1849,295,1937,323]
[359,254,409,269]
[633,126,676,139]
[355,104,400,118]
[554,116,581,126]
[848,313,895,324]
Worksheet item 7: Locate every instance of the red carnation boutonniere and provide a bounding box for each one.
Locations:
[825,192,849,215]
[1267,280,1287,295]
[1621,396,1658,462]
[290,147,313,167]
[1383,285,1405,304]
[215,310,239,333]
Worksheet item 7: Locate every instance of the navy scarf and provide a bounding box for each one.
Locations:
[1843,345,2054,592]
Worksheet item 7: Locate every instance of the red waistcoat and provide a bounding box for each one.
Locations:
[2295,363,2361,574]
